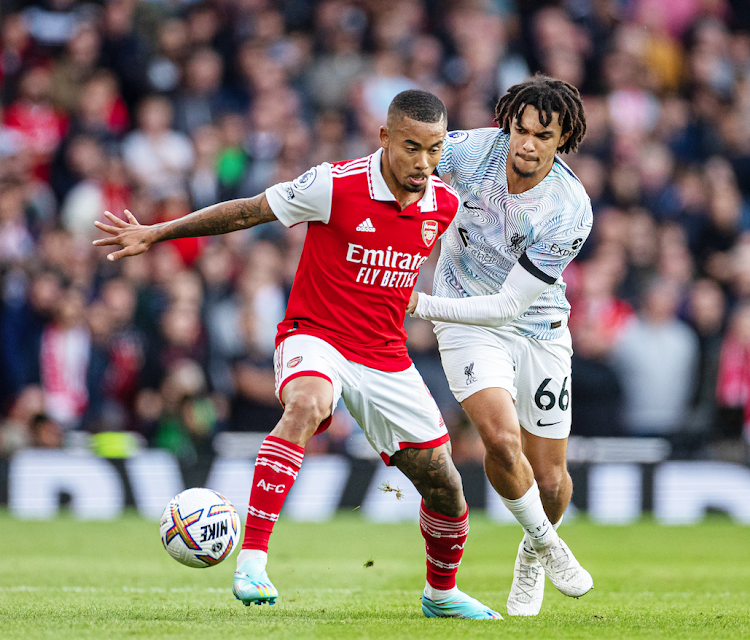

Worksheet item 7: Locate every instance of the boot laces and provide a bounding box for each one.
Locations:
[544,543,573,576]
[513,563,542,600]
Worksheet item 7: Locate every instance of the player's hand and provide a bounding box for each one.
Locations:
[92,210,156,261]
[406,290,419,314]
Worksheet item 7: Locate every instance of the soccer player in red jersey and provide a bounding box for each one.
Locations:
[93,90,502,620]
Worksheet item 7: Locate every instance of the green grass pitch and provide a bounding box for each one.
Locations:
[1,511,748,640]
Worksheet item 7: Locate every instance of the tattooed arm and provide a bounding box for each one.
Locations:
[92,194,276,261]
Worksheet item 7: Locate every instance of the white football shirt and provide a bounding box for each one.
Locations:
[434,128,593,340]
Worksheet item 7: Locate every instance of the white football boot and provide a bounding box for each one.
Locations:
[536,536,593,598]
[506,538,545,616]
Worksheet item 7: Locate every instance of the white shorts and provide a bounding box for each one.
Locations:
[434,322,573,439]
[274,334,449,464]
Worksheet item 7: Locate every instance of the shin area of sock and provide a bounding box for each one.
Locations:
[419,501,469,591]
[242,435,304,552]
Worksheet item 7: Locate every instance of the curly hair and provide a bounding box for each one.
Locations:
[494,74,586,154]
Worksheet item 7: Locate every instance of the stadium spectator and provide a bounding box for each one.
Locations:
[72,70,130,139]
[49,21,101,114]
[59,135,108,234]
[226,298,283,434]
[142,299,208,391]
[122,95,194,196]
[172,47,228,135]
[99,0,149,108]
[611,278,699,446]
[568,257,632,436]
[570,257,634,349]
[685,278,727,445]
[0,13,33,104]
[0,177,35,263]
[716,303,750,445]
[189,124,221,211]
[4,65,68,180]
[151,358,220,465]
[356,50,417,121]
[0,385,46,457]
[1,270,62,402]
[153,190,207,266]
[304,3,368,112]
[214,113,249,201]
[146,17,188,95]
[85,277,145,432]
[39,286,90,430]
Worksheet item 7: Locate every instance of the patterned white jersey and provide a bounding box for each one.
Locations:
[434,128,593,340]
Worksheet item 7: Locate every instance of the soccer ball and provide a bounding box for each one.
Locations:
[160,488,241,568]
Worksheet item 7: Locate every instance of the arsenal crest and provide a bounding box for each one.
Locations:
[422,220,439,247]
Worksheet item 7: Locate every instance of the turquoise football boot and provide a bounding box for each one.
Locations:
[422,590,503,620]
[232,559,278,606]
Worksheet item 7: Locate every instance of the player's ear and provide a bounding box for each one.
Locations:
[558,130,572,150]
[379,125,389,149]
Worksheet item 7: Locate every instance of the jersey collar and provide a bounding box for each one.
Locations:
[367,147,438,213]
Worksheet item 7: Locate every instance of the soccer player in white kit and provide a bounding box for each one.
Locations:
[407,75,594,615]
[93,90,501,620]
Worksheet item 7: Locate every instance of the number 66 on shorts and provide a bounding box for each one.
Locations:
[434,322,573,440]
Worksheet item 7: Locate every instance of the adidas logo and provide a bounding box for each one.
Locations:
[356,218,376,232]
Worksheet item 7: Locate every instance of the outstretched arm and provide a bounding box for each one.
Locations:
[93,194,276,261]
[406,260,551,327]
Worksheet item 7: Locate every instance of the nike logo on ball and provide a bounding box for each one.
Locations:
[536,419,562,427]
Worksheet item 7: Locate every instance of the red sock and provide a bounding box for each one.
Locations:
[419,501,469,590]
[242,435,304,552]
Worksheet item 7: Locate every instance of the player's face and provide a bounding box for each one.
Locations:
[508,106,571,180]
[380,116,447,193]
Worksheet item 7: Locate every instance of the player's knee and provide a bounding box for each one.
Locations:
[281,393,330,429]
[482,430,522,469]
[536,469,570,503]
[422,470,466,517]
[432,466,463,496]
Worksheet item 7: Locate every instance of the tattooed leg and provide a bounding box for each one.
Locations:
[391,444,466,517]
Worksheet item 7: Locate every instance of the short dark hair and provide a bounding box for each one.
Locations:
[387,90,447,127]
[494,74,586,153]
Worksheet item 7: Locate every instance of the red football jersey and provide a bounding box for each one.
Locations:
[265,148,460,372]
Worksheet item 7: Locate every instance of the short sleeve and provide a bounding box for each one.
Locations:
[265,163,333,227]
[521,200,593,284]
[437,130,468,177]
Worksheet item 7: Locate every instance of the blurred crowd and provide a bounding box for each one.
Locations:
[1,0,750,465]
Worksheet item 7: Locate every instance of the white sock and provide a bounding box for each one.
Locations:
[522,514,563,557]
[237,549,268,570]
[502,481,558,553]
[424,581,459,601]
